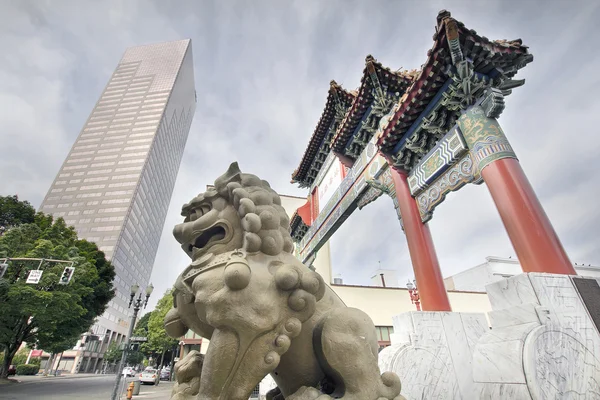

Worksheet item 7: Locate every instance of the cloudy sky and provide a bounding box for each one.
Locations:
[2,0,599,309]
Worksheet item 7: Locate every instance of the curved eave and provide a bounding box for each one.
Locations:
[291,82,355,186]
[290,211,302,231]
[289,210,310,243]
[377,12,532,154]
[331,56,413,157]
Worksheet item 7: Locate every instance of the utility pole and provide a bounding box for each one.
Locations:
[110,283,153,400]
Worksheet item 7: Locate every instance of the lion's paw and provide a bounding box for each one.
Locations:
[287,386,332,400]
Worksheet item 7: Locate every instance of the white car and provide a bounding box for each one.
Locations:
[139,368,160,385]
[122,367,135,377]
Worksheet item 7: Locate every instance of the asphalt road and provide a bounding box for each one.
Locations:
[1,375,173,400]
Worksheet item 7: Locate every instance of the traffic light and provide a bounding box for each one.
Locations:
[129,343,139,352]
[0,262,8,279]
[59,266,75,285]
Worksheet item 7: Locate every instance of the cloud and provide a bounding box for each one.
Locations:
[1,0,599,311]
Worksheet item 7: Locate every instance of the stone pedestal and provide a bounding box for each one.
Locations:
[380,273,600,399]
[380,311,488,399]
[475,273,600,399]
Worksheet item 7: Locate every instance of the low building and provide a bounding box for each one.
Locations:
[444,256,600,292]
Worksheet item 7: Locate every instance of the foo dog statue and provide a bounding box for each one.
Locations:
[164,162,403,400]
[171,351,204,400]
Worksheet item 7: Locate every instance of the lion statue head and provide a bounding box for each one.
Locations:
[164,162,320,339]
[172,161,294,262]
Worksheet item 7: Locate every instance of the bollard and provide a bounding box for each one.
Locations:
[126,382,134,399]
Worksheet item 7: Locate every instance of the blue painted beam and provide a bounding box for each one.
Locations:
[390,69,491,156]
[391,79,453,154]
[343,104,373,151]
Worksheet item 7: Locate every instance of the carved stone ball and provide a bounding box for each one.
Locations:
[238,198,256,217]
[259,210,279,230]
[245,232,262,252]
[164,308,188,338]
[275,334,291,353]
[300,273,320,295]
[242,213,262,233]
[223,258,251,290]
[275,266,299,291]
[283,237,294,254]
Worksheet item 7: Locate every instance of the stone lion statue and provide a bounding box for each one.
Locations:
[171,350,203,400]
[164,162,403,400]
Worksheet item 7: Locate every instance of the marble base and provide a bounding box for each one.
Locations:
[380,311,488,400]
[379,273,600,400]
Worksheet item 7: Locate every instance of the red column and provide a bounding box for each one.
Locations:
[481,158,575,274]
[391,168,452,311]
[458,105,575,275]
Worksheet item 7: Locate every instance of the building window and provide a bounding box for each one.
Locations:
[375,326,394,349]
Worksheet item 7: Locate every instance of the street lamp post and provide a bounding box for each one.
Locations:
[110,283,153,400]
[406,279,421,311]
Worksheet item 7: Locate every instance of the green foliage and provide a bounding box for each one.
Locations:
[16,364,39,375]
[0,195,35,233]
[103,342,144,366]
[127,351,144,365]
[11,348,29,366]
[134,312,151,335]
[147,291,178,353]
[103,343,122,364]
[0,205,116,378]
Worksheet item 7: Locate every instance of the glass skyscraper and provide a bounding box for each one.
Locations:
[39,39,196,369]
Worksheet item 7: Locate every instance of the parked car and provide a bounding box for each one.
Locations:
[7,365,16,376]
[139,369,160,385]
[160,369,170,381]
[122,367,135,377]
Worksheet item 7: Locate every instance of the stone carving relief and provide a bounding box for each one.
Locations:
[416,154,482,222]
[380,274,600,399]
[523,326,600,400]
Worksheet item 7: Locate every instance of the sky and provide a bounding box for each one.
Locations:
[1,0,600,310]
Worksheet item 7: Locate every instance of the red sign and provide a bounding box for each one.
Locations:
[30,350,43,357]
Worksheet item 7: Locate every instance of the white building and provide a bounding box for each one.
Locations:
[444,256,600,292]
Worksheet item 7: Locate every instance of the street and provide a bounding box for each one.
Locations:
[0,375,173,400]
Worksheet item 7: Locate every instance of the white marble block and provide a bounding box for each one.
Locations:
[474,273,600,399]
[381,273,600,400]
[379,311,488,400]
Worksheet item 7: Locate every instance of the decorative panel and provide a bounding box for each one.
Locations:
[416,153,483,223]
[408,125,468,196]
[297,135,387,263]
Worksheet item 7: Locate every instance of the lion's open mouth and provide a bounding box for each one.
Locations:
[188,225,227,252]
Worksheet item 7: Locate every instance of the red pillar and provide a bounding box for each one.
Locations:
[458,105,575,275]
[481,158,575,274]
[391,168,452,311]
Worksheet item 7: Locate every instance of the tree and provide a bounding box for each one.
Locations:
[134,312,152,336]
[0,204,115,378]
[103,343,122,364]
[147,290,178,367]
[103,342,143,367]
[0,195,35,235]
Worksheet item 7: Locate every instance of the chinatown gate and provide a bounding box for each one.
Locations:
[288,10,577,312]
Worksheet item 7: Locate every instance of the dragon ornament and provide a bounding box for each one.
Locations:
[164,162,404,400]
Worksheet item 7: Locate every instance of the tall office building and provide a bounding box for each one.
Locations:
[39,39,196,372]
